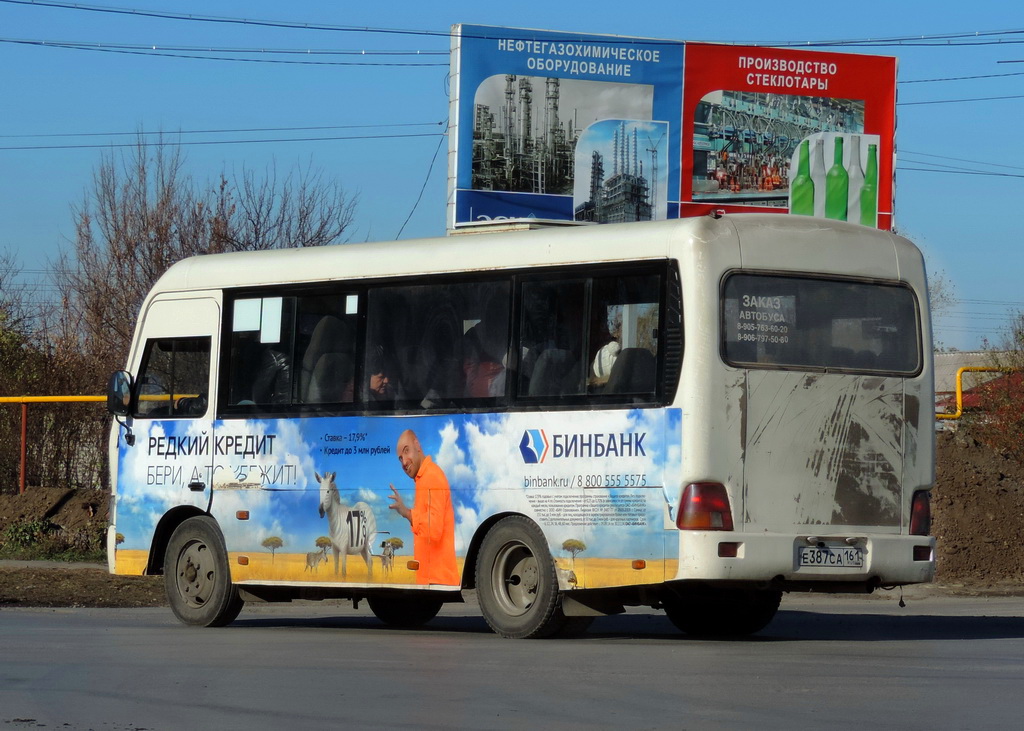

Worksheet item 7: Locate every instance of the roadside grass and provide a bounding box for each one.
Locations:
[0,518,106,562]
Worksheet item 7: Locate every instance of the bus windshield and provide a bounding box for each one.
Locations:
[721,272,920,374]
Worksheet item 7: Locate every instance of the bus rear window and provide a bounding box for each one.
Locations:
[721,273,920,374]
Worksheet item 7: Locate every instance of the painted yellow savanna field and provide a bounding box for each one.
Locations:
[230,551,457,585]
[115,548,678,589]
[114,549,149,576]
[555,557,680,588]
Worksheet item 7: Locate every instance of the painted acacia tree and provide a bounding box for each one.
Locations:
[315,536,332,554]
[262,536,284,562]
[562,538,586,568]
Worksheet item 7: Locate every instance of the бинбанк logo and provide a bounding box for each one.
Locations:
[519,429,549,463]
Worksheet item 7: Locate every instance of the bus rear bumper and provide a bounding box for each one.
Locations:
[675,531,936,589]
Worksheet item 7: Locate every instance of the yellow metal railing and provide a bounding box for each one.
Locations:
[0,395,105,495]
[1,393,201,494]
[935,366,1011,421]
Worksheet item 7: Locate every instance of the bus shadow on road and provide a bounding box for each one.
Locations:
[231,613,495,635]
[228,607,1024,643]
[759,609,1024,642]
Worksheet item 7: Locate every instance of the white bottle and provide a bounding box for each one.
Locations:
[846,134,864,223]
[811,137,826,218]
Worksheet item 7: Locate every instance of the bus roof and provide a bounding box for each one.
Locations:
[148,214,920,295]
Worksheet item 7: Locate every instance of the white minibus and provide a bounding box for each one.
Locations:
[106,213,934,638]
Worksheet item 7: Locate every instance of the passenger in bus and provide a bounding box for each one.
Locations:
[364,346,402,405]
[591,314,622,388]
[252,347,292,404]
[463,293,509,398]
[387,429,459,586]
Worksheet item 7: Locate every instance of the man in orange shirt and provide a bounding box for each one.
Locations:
[388,429,459,586]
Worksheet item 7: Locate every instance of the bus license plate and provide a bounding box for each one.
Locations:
[798,546,864,568]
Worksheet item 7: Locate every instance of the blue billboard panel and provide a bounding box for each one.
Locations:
[449,25,683,230]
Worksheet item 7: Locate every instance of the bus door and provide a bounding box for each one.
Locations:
[114,297,220,573]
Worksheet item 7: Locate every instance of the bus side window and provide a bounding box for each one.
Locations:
[589,274,661,397]
[462,283,511,399]
[519,279,587,398]
[366,281,510,409]
[227,296,296,409]
[301,314,355,404]
[133,337,211,418]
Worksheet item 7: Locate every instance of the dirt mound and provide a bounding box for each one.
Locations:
[0,567,164,607]
[932,431,1024,586]
[0,486,108,536]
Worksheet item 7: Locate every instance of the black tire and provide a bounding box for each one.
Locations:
[368,595,443,628]
[663,586,781,637]
[476,515,566,639]
[163,516,243,627]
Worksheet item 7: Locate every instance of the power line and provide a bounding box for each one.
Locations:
[896,166,1024,178]
[1,131,448,150]
[898,93,1024,105]
[902,70,1024,83]
[396,122,448,239]
[900,150,1024,172]
[897,157,1024,176]
[7,1,1024,50]
[12,35,1024,82]
[1,39,446,66]
[958,298,1024,306]
[0,37,446,56]
[0,121,445,139]
[0,0,455,39]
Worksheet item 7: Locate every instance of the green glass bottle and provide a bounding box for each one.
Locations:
[825,136,848,221]
[789,140,814,216]
[860,143,878,228]
[811,138,826,218]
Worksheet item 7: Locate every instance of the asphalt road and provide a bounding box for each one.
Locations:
[3,592,1023,730]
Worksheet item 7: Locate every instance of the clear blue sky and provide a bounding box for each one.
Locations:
[1,0,1021,351]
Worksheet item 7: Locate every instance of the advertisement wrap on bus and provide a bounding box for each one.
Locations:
[113,409,683,590]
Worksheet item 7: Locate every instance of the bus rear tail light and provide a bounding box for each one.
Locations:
[677,483,734,531]
[910,491,931,536]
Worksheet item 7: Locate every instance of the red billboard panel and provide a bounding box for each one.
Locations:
[681,43,897,230]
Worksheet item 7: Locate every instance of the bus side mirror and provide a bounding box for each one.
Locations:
[107,370,134,417]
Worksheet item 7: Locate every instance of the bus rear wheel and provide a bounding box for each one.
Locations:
[663,586,781,637]
[368,595,443,628]
[164,516,243,627]
[476,516,566,639]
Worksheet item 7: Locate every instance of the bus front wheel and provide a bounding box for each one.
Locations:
[164,516,243,627]
[476,516,565,639]
[663,586,781,637]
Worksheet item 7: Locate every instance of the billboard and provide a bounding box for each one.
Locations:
[681,43,896,230]
[447,25,685,229]
[448,25,897,231]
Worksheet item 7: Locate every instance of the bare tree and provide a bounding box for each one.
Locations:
[53,137,357,376]
[0,252,40,490]
[32,136,357,490]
